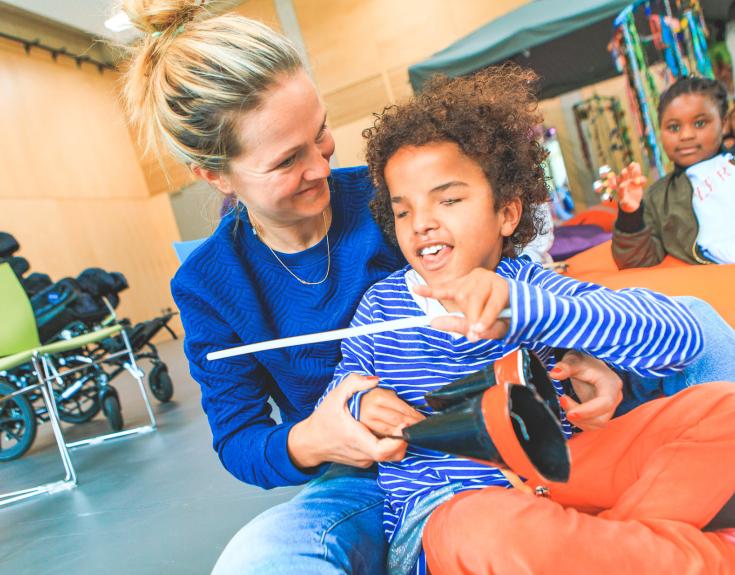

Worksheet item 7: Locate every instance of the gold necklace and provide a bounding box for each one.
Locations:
[253,211,331,286]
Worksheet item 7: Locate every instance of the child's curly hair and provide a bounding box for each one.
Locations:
[364,64,549,256]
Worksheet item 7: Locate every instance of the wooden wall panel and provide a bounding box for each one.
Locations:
[234,0,283,30]
[292,0,531,167]
[0,36,182,331]
[0,40,149,200]
[294,0,528,97]
[323,73,389,127]
[0,196,182,331]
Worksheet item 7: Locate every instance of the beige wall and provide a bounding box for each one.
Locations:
[235,0,283,29]
[0,38,181,328]
[292,0,530,166]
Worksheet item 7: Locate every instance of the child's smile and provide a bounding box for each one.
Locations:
[384,141,520,287]
[416,241,453,271]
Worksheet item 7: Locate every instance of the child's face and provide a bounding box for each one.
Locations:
[384,141,520,286]
[660,94,725,167]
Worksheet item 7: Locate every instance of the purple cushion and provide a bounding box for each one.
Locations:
[549,224,612,261]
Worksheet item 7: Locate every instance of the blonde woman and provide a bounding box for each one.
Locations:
[121,1,416,573]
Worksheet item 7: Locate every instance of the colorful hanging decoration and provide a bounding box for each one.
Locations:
[573,95,634,174]
[611,0,714,178]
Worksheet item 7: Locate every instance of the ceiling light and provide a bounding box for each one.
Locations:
[104,11,132,32]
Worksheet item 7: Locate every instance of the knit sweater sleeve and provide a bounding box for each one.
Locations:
[503,263,703,377]
[172,280,324,489]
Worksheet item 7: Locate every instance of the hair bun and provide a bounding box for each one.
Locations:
[122,0,207,35]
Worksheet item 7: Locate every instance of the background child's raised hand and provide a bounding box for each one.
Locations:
[413,268,510,341]
[617,161,647,213]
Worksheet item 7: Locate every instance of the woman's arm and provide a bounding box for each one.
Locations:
[174,285,317,488]
[176,282,407,484]
[290,373,409,468]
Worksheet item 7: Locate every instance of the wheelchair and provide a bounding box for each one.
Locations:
[0,233,177,462]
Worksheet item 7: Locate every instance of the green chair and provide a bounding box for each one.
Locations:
[0,263,157,506]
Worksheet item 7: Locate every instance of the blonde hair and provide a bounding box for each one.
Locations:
[121,0,302,172]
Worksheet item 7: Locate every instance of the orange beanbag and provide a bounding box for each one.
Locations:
[561,200,618,233]
[563,240,733,327]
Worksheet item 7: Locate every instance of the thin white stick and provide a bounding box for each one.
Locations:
[207,309,511,361]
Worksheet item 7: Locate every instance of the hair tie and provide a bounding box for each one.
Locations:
[151,24,185,39]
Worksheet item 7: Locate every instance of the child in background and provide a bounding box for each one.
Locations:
[724,103,735,149]
[613,76,735,268]
[319,65,735,575]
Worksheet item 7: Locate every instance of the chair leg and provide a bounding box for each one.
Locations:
[120,326,157,430]
[0,356,77,507]
[39,356,77,484]
[65,328,157,450]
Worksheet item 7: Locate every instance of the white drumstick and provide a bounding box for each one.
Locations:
[207,309,511,361]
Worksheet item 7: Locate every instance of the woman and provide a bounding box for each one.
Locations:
[122,2,417,573]
[120,2,732,574]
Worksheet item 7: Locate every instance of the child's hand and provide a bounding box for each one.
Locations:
[617,162,646,213]
[549,350,623,431]
[360,386,425,437]
[413,268,510,341]
[292,374,408,468]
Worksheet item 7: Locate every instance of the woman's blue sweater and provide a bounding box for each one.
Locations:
[171,167,403,488]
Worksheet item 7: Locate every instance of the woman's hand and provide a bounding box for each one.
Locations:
[288,374,408,469]
[360,386,425,437]
[550,350,623,431]
[617,162,647,213]
[413,268,510,342]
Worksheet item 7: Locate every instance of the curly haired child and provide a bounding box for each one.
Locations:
[613,76,735,267]
[318,64,735,575]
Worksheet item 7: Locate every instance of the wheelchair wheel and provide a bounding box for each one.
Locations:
[0,381,37,461]
[52,359,103,424]
[148,363,174,403]
[102,393,123,432]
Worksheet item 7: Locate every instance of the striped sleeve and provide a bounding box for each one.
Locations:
[316,292,378,420]
[503,265,703,377]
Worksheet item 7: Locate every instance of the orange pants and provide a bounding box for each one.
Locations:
[423,382,735,575]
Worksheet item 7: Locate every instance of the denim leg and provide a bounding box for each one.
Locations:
[618,296,735,415]
[212,465,387,575]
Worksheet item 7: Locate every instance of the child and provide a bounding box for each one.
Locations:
[318,65,735,574]
[613,76,735,268]
[723,103,735,150]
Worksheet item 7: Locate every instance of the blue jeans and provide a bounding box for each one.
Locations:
[212,465,387,575]
[618,296,735,415]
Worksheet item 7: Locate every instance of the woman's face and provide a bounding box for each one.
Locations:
[217,69,335,226]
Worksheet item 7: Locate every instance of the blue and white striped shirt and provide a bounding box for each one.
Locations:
[320,256,702,566]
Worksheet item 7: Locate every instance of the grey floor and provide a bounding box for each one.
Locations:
[0,339,300,575]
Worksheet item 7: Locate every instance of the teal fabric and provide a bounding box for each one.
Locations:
[408,0,635,97]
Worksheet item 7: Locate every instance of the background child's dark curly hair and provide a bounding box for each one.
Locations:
[657,76,729,120]
[363,63,549,257]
